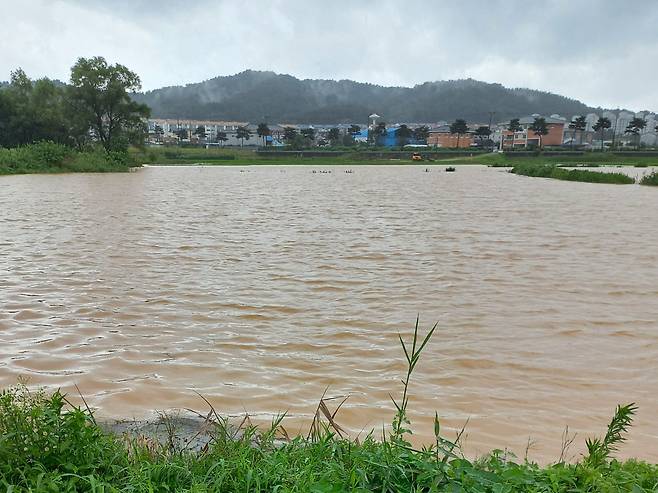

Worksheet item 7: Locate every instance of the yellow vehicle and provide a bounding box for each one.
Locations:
[411,152,423,161]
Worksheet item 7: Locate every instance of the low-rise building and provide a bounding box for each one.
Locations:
[501,115,565,149]
[427,125,473,148]
[147,118,251,146]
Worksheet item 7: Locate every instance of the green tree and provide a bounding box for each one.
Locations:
[449,119,468,148]
[0,91,14,147]
[193,125,206,142]
[216,131,228,146]
[395,124,413,146]
[372,122,387,145]
[506,118,522,150]
[257,122,270,145]
[474,126,492,148]
[154,124,164,143]
[348,124,361,135]
[342,133,355,146]
[236,126,251,147]
[624,117,646,148]
[68,56,150,152]
[300,127,315,141]
[507,118,522,132]
[412,125,430,143]
[176,128,189,141]
[529,117,549,149]
[474,126,491,139]
[283,126,298,142]
[327,127,341,145]
[592,117,611,151]
[568,115,587,148]
[0,69,71,147]
[288,134,309,150]
[6,69,35,145]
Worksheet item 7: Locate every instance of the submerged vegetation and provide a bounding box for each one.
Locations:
[1,320,656,491]
[510,163,636,184]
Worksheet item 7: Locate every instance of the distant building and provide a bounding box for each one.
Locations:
[615,111,635,135]
[501,115,565,149]
[427,126,473,148]
[585,113,599,131]
[147,118,251,146]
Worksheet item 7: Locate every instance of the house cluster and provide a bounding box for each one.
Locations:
[498,111,658,149]
[146,109,658,149]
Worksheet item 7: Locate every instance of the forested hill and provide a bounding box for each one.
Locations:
[133,70,600,124]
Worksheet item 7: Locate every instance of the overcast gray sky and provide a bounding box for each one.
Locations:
[2,0,657,111]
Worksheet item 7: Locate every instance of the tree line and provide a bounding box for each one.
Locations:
[505,115,656,150]
[0,57,150,153]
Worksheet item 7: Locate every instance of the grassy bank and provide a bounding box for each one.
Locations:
[0,142,137,175]
[2,322,656,492]
[510,163,636,184]
[447,152,658,168]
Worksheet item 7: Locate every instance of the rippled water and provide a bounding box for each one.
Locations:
[1,165,657,462]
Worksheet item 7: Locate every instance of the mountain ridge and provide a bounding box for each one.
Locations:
[130,70,610,123]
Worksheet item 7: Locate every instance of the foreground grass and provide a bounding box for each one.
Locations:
[0,142,137,175]
[510,163,636,184]
[2,321,657,492]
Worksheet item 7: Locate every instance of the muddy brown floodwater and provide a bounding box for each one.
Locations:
[1,165,657,463]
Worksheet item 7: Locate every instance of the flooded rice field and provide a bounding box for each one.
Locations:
[1,164,657,462]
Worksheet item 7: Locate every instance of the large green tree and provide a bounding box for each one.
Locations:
[327,127,341,145]
[474,126,492,148]
[529,117,549,149]
[592,117,611,151]
[449,119,468,148]
[506,118,522,150]
[216,131,228,146]
[300,128,315,141]
[257,123,270,145]
[372,122,387,145]
[395,124,413,146]
[474,126,492,139]
[236,126,251,146]
[176,128,189,141]
[0,69,71,147]
[413,125,430,143]
[283,126,298,142]
[507,118,522,133]
[624,117,646,148]
[568,115,587,148]
[194,125,206,141]
[68,56,150,152]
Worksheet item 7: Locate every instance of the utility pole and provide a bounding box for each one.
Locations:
[488,111,496,151]
[611,112,618,149]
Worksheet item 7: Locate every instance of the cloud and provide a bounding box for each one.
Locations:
[2,0,657,111]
